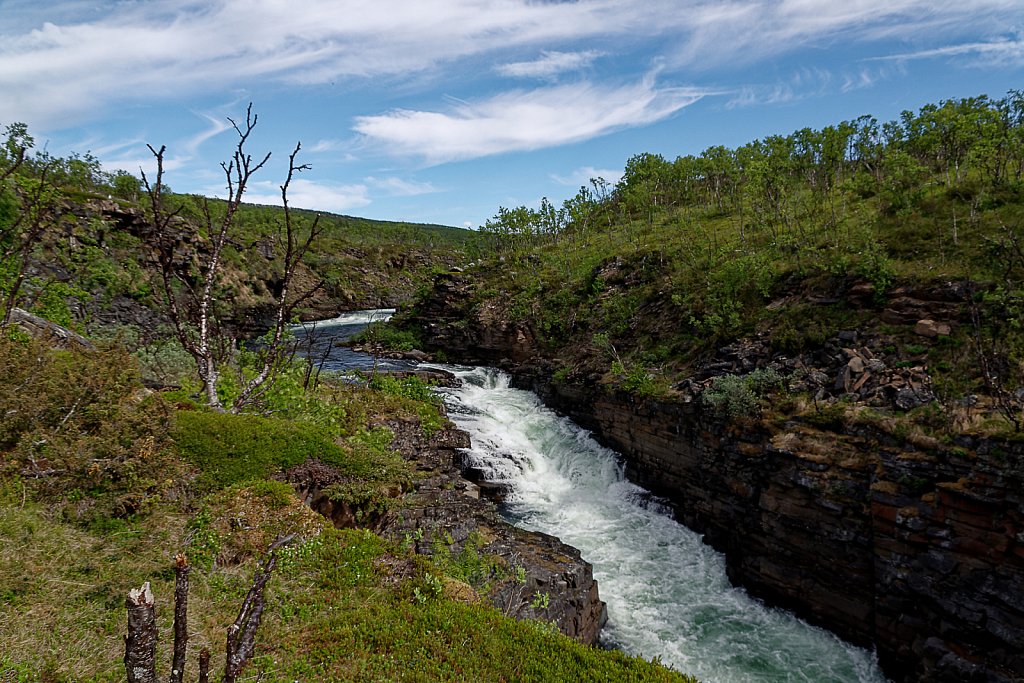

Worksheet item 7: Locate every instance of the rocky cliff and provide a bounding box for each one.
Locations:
[405,272,1024,683]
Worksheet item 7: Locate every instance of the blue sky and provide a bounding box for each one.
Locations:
[2,0,1023,229]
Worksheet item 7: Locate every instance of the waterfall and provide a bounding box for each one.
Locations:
[440,366,888,683]
[296,311,889,682]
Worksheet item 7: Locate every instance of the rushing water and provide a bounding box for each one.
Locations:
[291,308,419,374]
[439,367,889,683]
[300,311,889,683]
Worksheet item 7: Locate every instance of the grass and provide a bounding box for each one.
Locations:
[172,410,349,490]
[0,485,695,683]
[0,337,695,682]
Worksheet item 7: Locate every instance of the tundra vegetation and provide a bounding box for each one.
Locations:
[398,91,1024,438]
[0,113,691,681]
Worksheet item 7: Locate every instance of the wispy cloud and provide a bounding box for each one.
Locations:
[184,113,232,155]
[550,166,624,188]
[2,0,1020,127]
[865,36,1024,67]
[354,80,706,164]
[665,0,1022,69]
[496,50,603,79]
[366,176,440,196]
[241,178,370,213]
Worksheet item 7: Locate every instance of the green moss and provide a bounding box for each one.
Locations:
[172,410,348,490]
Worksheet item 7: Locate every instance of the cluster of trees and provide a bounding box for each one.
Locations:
[481,91,1024,251]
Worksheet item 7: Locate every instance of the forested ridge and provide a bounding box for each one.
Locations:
[406,91,1024,438]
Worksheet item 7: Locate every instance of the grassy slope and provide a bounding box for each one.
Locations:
[418,169,1024,437]
[0,337,694,683]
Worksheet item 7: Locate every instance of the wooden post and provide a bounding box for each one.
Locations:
[169,554,190,683]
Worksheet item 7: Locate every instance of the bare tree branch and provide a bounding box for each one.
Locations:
[231,142,324,411]
[224,534,294,683]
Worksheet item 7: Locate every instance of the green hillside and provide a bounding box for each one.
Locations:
[399,91,1024,437]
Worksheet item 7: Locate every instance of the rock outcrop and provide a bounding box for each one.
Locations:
[281,411,607,645]
[8,307,96,350]
[522,378,1024,682]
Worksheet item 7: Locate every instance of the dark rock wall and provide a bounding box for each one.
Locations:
[521,377,1024,682]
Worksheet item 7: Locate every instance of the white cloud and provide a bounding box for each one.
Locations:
[2,0,1020,127]
[366,176,440,196]
[240,178,371,213]
[550,166,624,188]
[865,37,1024,67]
[101,154,188,179]
[496,50,603,79]
[665,0,1023,69]
[184,113,232,154]
[353,80,706,164]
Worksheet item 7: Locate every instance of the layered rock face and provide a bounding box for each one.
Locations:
[524,379,1024,683]
[408,272,1024,683]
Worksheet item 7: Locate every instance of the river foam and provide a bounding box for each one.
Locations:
[441,365,888,683]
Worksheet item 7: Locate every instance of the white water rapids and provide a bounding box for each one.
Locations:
[438,366,889,683]
[299,310,889,682]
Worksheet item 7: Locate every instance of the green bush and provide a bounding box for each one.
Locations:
[351,322,420,352]
[703,368,785,418]
[0,336,181,523]
[368,373,440,405]
[172,410,348,490]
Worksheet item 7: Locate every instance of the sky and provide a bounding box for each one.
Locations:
[1,1,1023,229]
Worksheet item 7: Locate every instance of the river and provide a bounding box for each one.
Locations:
[296,310,889,683]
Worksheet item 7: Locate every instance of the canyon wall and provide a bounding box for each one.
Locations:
[408,272,1024,683]
[521,375,1024,683]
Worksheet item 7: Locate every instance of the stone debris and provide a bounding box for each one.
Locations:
[914,319,952,338]
[692,328,940,412]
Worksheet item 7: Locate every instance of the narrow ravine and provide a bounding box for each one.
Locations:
[298,310,889,683]
[439,366,889,683]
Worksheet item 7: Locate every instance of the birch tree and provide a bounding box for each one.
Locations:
[142,104,322,411]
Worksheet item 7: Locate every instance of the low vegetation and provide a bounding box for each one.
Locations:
[396,90,1024,438]
[0,333,692,681]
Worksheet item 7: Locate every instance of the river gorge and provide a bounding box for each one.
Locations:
[302,310,889,682]
[398,269,1024,683]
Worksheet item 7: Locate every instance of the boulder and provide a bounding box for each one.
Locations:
[914,319,951,338]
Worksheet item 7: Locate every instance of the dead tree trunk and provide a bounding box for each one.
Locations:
[125,539,291,683]
[169,554,190,683]
[124,582,158,683]
[198,648,211,683]
[224,535,293,682]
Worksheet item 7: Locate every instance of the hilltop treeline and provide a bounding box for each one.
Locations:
[403,91,1024,435]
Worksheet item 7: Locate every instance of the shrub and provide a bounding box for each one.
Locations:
[702,368,785,418]
[0,335,182,523]
[369,373,440,405]
[351,322,420,352]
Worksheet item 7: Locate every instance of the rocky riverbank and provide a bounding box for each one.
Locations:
[404,271,1024,683]
[280,389,608,645]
